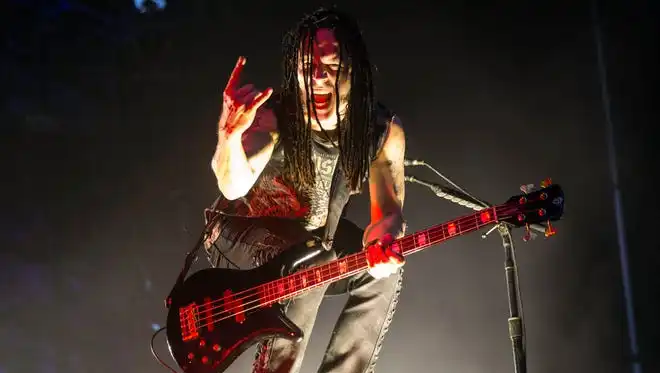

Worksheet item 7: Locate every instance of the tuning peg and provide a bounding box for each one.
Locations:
[544,221,557,237]
[540,178,553,188]
[522,224,538,242]
[520,184,535,194]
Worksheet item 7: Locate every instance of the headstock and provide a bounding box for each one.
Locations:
[498,178,564,240]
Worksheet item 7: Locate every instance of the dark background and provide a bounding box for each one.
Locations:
[1,1,658,372]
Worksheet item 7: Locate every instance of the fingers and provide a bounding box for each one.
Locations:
[224,56,246,93]
[385,246,404,265]
[234,84,255,99]
[366,243,384,266]
[367,242,402,279]
[246,87,273,112]
[366,240,405,268]
[222,56,272,114]
[380,233,394,246]
[232,84,267,111]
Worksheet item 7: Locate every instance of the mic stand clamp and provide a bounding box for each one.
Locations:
[406,174,528,373]
[405,175,546,237]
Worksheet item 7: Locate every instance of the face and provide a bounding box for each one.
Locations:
[297,28,351,130]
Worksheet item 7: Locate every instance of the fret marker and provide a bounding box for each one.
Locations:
[480,210,491,223]
[338,260,347,274]
[447,223,457,236]
[301,274,307,287]
[289,278,296,292]
[416,233,427,246]
[315,269,322,283]
[277,282,285,295]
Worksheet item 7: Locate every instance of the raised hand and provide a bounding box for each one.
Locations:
[219,56,273,135]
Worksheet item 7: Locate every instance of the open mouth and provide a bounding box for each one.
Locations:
[312,93,332,110]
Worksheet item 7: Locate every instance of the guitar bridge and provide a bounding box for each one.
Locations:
[179,303,200,342]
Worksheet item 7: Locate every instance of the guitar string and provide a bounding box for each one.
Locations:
[185,206,518,330]
[186,207,522,331]
[188,210,522,333]
[189,207,499,319]
[190,216,503,332]
[187,206,517,330]
[190,205,502,316]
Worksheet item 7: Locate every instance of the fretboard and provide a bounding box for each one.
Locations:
[255,206,501,305]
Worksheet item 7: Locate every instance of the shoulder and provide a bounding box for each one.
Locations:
[373,102,405,160]
[385,116,405,146]
[375,101,404,130]
[378,117,405,162]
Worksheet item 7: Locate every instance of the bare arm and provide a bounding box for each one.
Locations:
[211,56,276,200]
[211,107,278,200]
[363,116,406,245]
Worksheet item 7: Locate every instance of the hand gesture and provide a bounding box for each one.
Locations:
[365,233,405,279]
[219,56,273,135]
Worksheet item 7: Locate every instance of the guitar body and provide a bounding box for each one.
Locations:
[165,243,329,373]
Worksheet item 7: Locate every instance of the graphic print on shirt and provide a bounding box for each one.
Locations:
[305,148,339,230]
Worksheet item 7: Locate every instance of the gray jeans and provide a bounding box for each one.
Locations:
[206,216,404,373]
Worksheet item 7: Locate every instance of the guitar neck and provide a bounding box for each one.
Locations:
[257,206,501,303]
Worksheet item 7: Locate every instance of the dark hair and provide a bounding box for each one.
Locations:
[278,7,375,192]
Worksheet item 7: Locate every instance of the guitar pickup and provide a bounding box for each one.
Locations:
[224,289,246,324]
[179,303,200,342]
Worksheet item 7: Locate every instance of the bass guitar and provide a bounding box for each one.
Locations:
[165,182,564,373]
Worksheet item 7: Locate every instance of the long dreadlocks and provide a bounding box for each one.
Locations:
[278,7,376,193]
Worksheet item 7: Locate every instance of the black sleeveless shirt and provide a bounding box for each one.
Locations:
[207,95,394,247]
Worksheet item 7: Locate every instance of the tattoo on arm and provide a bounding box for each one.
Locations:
[387,158,405,207]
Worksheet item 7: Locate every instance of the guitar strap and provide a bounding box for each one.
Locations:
[321,166,351,251]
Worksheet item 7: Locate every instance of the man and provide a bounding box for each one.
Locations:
[204,7,407,373]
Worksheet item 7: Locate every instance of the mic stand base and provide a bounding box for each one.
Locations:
[497,224,527,373]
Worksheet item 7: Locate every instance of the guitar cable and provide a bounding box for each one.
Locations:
[183,223,243,270]
[150,202,244,373]
[150,326,180,373]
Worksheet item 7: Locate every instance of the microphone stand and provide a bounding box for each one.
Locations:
[405,169,532,373]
